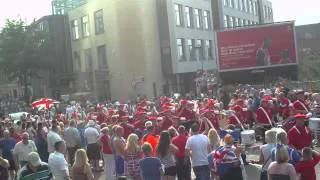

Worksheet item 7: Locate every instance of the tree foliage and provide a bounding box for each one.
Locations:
[298,54,320,81]
[0,19,49,103]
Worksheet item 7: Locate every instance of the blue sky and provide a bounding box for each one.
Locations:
[0,0,319,28]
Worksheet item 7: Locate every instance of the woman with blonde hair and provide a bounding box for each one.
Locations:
[207,128,220,152]
[71,149,94,180]
[124,133,142,180]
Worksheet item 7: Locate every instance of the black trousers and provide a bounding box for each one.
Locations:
[67,146,78,165]
[220,167,243,180]
[176,157,191,180]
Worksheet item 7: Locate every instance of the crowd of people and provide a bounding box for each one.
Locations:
[0,85,320,180]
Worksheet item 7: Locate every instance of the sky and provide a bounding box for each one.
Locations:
[0,0,320,28]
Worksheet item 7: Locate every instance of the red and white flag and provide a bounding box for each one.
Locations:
[31,98,54,110]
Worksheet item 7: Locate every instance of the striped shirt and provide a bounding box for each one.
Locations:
[17,162,51,180]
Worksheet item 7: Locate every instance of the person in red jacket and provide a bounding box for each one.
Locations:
[288,114,312,151]
[278,92,290,119]
[256,98,273,126]
[293,90,309,114]
[295,148,320,180]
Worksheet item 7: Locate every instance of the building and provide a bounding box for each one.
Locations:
[52,0,87,15]
[35,15,74,99]
[212,0,273,30]
[296,23,320,56]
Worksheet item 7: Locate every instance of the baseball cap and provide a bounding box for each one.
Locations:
[28,152,41,167]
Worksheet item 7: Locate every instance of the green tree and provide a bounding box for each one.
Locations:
[0,19,49,103]
[298,54,320,81]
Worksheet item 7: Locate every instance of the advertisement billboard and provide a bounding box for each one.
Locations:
[217,22,297,72]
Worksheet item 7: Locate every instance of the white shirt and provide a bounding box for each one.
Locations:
[48,151,69,180]
[84,127,99,144]
[260,143,276,171]
[47,131,62,153]
[64,127,80,148]
[12,140,37,162]
[185,134,209,167]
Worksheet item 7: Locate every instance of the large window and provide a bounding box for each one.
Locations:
[196,40,204,60]
[229,16,234,28]
[71,19,79,40]
[248,0,253,13]
[253,1,258,15]
[73,51,81,70]
[187,39,195,61]
[224,15,228,28]
[224,0,228,6]
[238,18,243,26]
[84,48,92,71]
[94,9,104,34]
[81,15,90,37]
[203,10,210,30]
[176,39,185,61]
[205,40,213,60]
[185,7,193,28]
[174,4,183,26]
[234,17,239,27]
[234,0,238,9]
[243,19,247,26]
[97,45,107,69]
[243,0,248,12]
[239,0,243,11]
[264,6,267,18]
[229,0,233,8]
[194,9,202,29]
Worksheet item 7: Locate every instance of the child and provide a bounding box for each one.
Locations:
[295,147,320,180]
[139,143,164,180]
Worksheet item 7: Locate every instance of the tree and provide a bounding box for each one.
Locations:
[0,19,49,103]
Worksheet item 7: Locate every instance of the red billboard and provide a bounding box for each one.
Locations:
[217,22,297,71]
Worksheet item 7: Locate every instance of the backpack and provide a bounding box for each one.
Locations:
[213,146,241,174]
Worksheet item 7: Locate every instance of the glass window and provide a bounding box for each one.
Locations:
[264,6,267,18]
[71,19,79,40]
[174,4,183,26]
[194,9,202,28]
[84,48,92,71]
[253,1,257,15]
[73,51,81,70]
[248,0,252,13]
[94,10,104,34]
[185,7,193,28]
[229,16,234,28]
[239,0,243,11]
[229,0,233,8]
[243,0,247,12]
[203,10,210,30]
[243,19,247,26]
[81,15,90,37]
[187,39,195,61]
[224,0,228,6]
[234,0,238,9]
[224,15,228,28]
[234,17,239,27]
[205,40,213,60]
[238,18,242,26]
[176,39,185,61]
[97,45,107,69]
[196,40,204,60]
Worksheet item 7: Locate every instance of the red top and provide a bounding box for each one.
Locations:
[293,100,309,112]
[295,155,320,180]
[177,109,196,121]
[279,97,290,118]
[133,120,144,131]
[288,126,312,150]
[160,117,172,131]
[256,107,272,125]
[172,134,188,158]
[121,123,132,139]
[96,113,107,124]
[100,135,113,154]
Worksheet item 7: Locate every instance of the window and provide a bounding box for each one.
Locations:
[243,0,248,12]
[203,10,210,30]
[194,9,202,28]
[238,18,242,26]
[84,48,92,71]
[196,40,204,60]
[224,15,228,28]
[176,39,185,61]
[174,4,183,26]
[185,7,193,28]
[205,40,213,60]
[243,19,247,26]
[71,19,79,40]
[94,9,104,34]
[229,16,234,28]
[229,0,233,8]
[234,0,238,9]
[224,0,228,6]
[239,0,243,11]
[187,39,195,60]
[234,17,239,27]
[73,51,81,70]
[81,16,90,37]
[97,45,107,69]
[249,0,253,13]
[264,6,267,18]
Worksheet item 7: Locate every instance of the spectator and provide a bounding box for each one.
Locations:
[77,121,86,148]
[17,152,51,180]
[47,125,62,154]
[84,120,101,172]
[172,125,191,180]
[156,131,178,180]
[12,132,37,168]
[71,149,94,180]
[113,125,126,176]
[267,144,297,180]
[98,127,115,180]
[185,123,210,180]
[0,130,17,178]
[35,128,49,163]
[124,133,141,180]
[48,141,70,180]
[295,148,320,180]
[0,155,9,180]
[139,143,163,180]
[64,120,81,165]
[207,128,220,152]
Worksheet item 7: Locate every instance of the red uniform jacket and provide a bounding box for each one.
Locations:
[256,106,272,125]
[288,126,312,150]
[177,108,196,121]
[293,100,309,112]
[279,97,290,118]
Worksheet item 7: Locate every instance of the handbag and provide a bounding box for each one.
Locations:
[260,154,271,180]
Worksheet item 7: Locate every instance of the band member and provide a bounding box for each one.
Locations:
[228,106,246,128]
[278,92,290,119]
[293,90,309,114]
[256,98,273,126]
[288,114,312,151]
[177,99,196,121]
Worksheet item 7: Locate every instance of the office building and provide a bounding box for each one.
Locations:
[212,0,273,30]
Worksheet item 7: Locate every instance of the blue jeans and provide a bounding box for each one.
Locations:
[193,165,210,180]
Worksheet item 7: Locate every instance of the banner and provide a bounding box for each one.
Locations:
[217,22,297,71]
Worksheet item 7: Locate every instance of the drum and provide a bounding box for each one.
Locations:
[241,130,256,145]
[309,118,320,137]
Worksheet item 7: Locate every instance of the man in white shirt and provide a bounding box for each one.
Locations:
[48,140,70,180]
[64,120,81,165]
[185,123,210,180]
[84,120,101,171]
[47,125,62,154]
[12,132,37,168]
